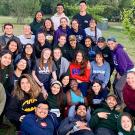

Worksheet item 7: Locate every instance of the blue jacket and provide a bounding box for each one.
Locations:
[21,113,58,135]
[112,44,134,76]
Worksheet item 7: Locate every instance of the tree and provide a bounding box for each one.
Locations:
[8,0,41,23]
[121,0,135,40]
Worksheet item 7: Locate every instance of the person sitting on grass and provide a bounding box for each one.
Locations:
[21,102,58,135]
[90,94,119,135]
[58,103,94,135]
[117,112,135,135]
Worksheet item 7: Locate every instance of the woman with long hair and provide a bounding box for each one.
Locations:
[34,32,51,58]
[87,80,109,111]
[54,17,71,45]
[6,74,45,130]
[84,36,98,61]
[69,50,90,96]
[39,18,55,48]
[90,52,110,89]
[70,19,86,45]
[47,80,66,120]
[32,48,57,93]
[15,43,36,74]
[4,39,20,62]
[30,11,44,35]
[85,19,102,43]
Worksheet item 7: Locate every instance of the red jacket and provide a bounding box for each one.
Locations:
[69,62,90,82]
[123,83,135,111]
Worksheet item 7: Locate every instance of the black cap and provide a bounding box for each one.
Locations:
[107,37,116,42]
[97,37,106,42]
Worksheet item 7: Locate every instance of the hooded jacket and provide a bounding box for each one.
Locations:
[21,113,58,135]
[54,26,71,45]
[90,103,119,131]
[117,113,135,135]
[123,83,135,111]
[111,44,134,76]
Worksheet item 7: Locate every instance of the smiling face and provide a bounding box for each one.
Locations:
[58,36,66,45]
[60,18,68,29]
[25,45,33,56]
[4,25,13,35]
[37,33,46,44]
[51,83,61,95]
[126,72,135,89]
[71,20,79,31]
[85,38,92,48]
[42,49,51,60]
[8,41,18,53]
[106,96,117,109]
[95,54,104,65]
[53,49,62,60]
[76,52,83,63]
[1,53,12,67]
[17,59,27,71]
[20,78,31,93]
[35,12,43,22]
[23,25,31,35]
[121,115,132,132]
[70,80,78,91]
[62,76,69,86]
[89,20,96,29]
[57,5,64,15]
[76,105,87,117]
[44,20,52,30]
[92,82,101,95]
[107,41,117,50]
[35,103,49,119]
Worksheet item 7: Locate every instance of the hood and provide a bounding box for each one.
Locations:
[117,113,135,135]
[113,44,124,53]
[58,25,70,32]
[54,13,66,17]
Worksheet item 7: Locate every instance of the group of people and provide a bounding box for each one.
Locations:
[0,0,135,135]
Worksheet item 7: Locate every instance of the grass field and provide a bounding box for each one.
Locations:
[0,16,135,135]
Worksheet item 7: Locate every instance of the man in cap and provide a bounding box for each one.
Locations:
[107,37,134,103]
[66,35,84,62]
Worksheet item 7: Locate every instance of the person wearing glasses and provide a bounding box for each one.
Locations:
[21,102,58,135]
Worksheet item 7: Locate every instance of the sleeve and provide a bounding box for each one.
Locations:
[89,112,100,129]
[70,63,90,82]
[21,114,47,135]
[103,62,110,88]
[52,62,57,72]
[6,96,22,123]
[116,49,130,75]
[0,83,6,115]
[58,118,75,135]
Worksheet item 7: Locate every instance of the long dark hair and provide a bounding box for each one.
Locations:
[50,83,65,110]
[5,39,19,55]
[89,19,97,42]
[73,50,88,76]
[41,18,55,35]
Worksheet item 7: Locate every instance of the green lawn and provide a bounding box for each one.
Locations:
[0,16,135,135]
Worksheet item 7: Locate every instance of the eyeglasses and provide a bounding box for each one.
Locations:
[37,106,48,111]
